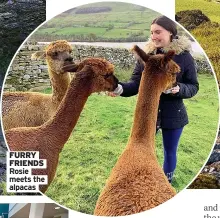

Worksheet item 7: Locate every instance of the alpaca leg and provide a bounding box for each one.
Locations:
[162,127,183,182]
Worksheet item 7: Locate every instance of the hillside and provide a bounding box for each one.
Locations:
[176,1,220,188]
[191,22,220,80]
[175,3,220,80]
[30,2,160,42]
[176,0,220,23]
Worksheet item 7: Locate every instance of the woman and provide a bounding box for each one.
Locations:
[109,15,199,183]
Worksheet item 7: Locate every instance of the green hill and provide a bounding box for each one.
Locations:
[31,2,160,42]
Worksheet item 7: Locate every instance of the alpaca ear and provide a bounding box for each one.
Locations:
[76,65,94,75]
[131,45,150,62]
[164,50,175,63]
[73,64,93,74]
[31,51,46,60]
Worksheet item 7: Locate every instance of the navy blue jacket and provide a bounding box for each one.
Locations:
[120,50,199,129]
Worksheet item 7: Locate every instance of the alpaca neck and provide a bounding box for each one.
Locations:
[42,71,93,150]
[48,68,71,103]
[128,71,165,153]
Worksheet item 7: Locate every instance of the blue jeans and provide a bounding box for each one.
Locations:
[162,127,184,182]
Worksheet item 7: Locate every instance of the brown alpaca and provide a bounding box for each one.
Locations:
[94,46,180,216]
[5,58,118,193]
[2,40,74,130]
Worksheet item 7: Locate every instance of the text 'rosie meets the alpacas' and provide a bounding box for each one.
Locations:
[7,151,48,192]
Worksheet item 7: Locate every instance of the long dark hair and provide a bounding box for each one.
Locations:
[151,16,177,41]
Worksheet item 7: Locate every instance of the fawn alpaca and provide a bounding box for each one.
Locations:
[94,46,180,216]
[3,40,73,130]
[5,58,118,193]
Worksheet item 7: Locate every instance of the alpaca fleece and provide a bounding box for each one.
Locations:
[3,40,73,130]
[94,46,180,216]
[5,58,118,193]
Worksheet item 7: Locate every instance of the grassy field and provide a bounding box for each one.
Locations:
[32,2,160,41]
[39,27,107,36]
[44,73,219,214]
[176,0,220,23]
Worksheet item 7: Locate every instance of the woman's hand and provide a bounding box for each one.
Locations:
[107,92,118,97]
[171,85,180,94]
[107,84,123,97]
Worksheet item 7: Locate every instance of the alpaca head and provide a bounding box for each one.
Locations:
[132,45,180,91]
[31,40,74,74]
[63,58,118,92]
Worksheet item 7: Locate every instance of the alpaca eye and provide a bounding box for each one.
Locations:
[53,52,58,57]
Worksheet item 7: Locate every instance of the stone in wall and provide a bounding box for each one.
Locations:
[195,58,213,74]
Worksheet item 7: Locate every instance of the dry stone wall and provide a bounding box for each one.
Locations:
[4,43,212,91]
[5,44,49,91]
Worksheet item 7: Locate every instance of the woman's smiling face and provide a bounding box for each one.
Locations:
[150,24,172,48]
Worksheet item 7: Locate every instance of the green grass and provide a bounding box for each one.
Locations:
[128,23,150,30]
[176,0,220,23]
[47,27,107,36]
[45,73,219,214]
[36,28,58,34]
[31,2,160,41]
[36,27,149,39]
[92,22,129,28]
[104,28,145,38]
